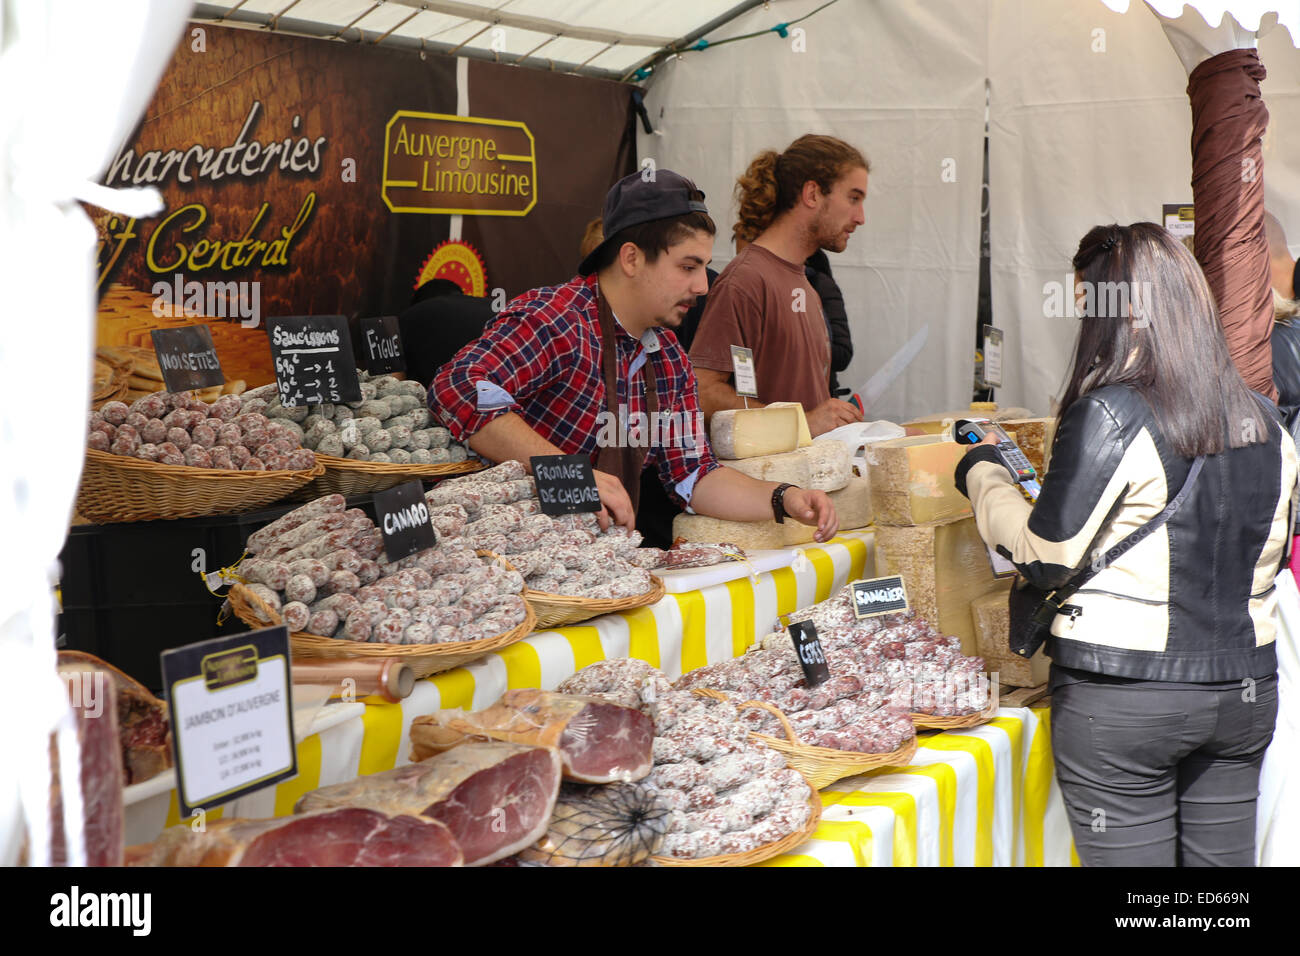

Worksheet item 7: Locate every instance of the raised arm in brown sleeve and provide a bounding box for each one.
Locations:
[1187,49,1276,401]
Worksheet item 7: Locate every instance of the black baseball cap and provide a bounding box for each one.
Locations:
[578,169,709,276]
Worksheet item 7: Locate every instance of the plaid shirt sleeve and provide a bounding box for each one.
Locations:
[428,297,569,442]
[645,359,722,511]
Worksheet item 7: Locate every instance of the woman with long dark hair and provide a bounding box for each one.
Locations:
[955,222,1297,866]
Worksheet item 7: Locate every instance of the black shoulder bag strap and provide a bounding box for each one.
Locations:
[1030,455,1206,632]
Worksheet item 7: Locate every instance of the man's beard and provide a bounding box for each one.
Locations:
[810,211,847,253]
[656,301,693,328]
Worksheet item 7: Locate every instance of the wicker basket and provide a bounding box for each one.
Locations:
[734,697,918,789]
[76,449,325,524]
[227,573,535,680]
[685,689,916,789]
[651,785,823,867]
[292,454,484,498]
[911,691,1000,731]
[526,575,666,630]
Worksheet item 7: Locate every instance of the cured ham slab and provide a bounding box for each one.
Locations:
[408,689,654,784]
[49,673,123,867]
[296,741,561,865]
[127,808,461,866]
[57,651,172,785]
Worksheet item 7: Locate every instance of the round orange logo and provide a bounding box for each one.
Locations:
[416,240,488,297]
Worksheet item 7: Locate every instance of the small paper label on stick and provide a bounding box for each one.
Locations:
[981,325,1003,389]
[850,575,910,619]
[730,345,758,399]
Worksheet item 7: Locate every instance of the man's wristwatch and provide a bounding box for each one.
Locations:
[772,483,797,523]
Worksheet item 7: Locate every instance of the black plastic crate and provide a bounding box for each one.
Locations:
[58,494,383,692]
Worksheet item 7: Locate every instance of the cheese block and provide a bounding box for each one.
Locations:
[903,405,1037,437]
[672,512,813,550]
[971,583,1050,687]
[902,408,985,436]
[828,474,872,531]
[866,435,971,526]
[722,449,810,486]
[720,441,851,492]
[874,515,1001,656]
[804,441,851,492]
[709,406,800,459]
[766,401,812,447]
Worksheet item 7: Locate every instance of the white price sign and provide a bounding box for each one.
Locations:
[162,627,297,818]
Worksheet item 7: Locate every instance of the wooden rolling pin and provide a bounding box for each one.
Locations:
[291,660,415,703]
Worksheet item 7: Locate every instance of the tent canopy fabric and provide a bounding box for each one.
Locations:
[1104,0,1300,40]
[642,0,1300,421]
[190,0,777,79]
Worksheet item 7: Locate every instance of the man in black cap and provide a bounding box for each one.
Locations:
[429,169,839,540]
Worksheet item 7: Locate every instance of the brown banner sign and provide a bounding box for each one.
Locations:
[92,26,635,392]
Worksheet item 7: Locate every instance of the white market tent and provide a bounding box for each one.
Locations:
[189,0,777,80]
[192,0,1300,421]
[2,0,1299,866]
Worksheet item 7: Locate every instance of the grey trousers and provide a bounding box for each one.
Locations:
[1049,673,1278,866]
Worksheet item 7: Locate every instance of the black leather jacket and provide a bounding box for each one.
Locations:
[956,384,1296,682]
[1272,318,1300,410]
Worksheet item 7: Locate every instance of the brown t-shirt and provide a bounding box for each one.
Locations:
[689,243,831,411]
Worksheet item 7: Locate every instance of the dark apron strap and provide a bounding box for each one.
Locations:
[593,290,660,515]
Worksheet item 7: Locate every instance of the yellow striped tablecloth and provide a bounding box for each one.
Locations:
[126,530,1076,863]
[756,706,1075,867]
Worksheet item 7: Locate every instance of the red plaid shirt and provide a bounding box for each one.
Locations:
[429,273,721,507]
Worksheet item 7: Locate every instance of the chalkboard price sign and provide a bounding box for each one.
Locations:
[266,315,362,407]
[150,326,225,394]
[850,575,910,619]
[358,315,406,374]
[373,481,438,563]
[788,619,831,686]
[531,454,602,516]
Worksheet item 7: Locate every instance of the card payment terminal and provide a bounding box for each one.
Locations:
[953,418,1042,501]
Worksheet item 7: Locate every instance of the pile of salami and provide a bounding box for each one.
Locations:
[241,374,471,465]
[88,391,316,471]
[558,658,814,860]
[656,542,747,571]
[675,648,917,754]
[756,588,991,719]
[432,462,659,599]
[237,490,527,645]
[666,588,990,752]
